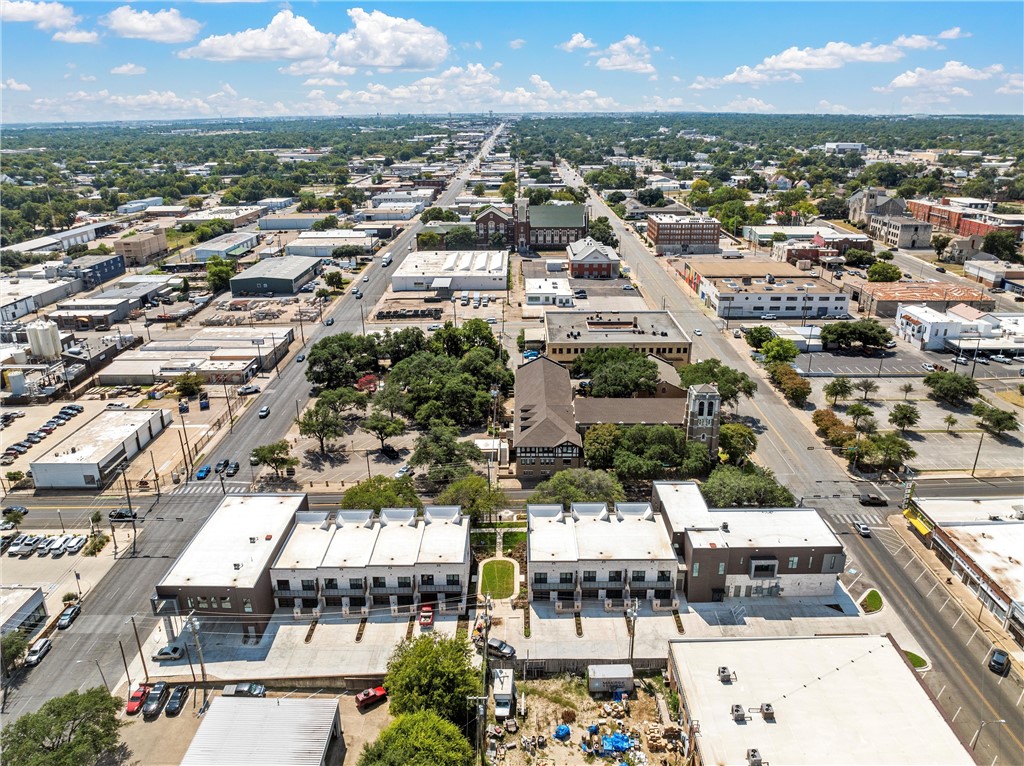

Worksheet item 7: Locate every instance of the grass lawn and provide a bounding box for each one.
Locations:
[502,531,527,556]
[904,651,927,668]
[480,559,515,599]
[471,532,496,557]
[860,589,883,613]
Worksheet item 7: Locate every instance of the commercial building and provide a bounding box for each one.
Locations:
[680,259,849,320]
[566,237,621,278]
[824,141,866,153]
[647,214,721,255]
[260,213,333,231]
[742,225,834,248]
[527,503,679,610]
[363,202,422,221]
[269,506,471,616]
[848,281,994,318]
[0,586,48,638]
[5,220,119,255]
[524,278,574,307]
[144,205,190,218]
[178,206,266,228]
[543,311,692,364]
[667,635,974,766]
[907,496,1024,647]
[963,259,1024,290]
[152,494,309,639]
[847,186,907,225]
[371,189,434,207]
[256,196,295,211]
[770,240,838,268]
[653,482,846,602]
[285,230,376,257]
[114,229,168,266]
[391,250,508,292]
[811,228,872,255]
[182,697,341,766]
[30,408,172,489]
[193,231,259,262]
[869,215,933,249]
[1,277,81,321]
[514,200,589,250]
[230,256,318,296]
[117,196,163,214]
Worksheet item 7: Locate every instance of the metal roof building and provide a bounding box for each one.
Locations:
[180,696,341,766]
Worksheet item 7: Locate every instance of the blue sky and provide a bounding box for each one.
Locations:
[1,1,1021,123]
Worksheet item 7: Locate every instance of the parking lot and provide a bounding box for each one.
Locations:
[518,256,648,314]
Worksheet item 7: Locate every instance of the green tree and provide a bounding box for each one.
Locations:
[498,181,517,204]
[318,387,368,418]
[844,248,876,268]
[823,376,853,405]
[923,371,979,404]
[943,414,958,433]
[383,634,477,724]
[174,371,205,398]
[331,245,366,261]
[341,474,421,511]
[472,182,486,197]
[699,465,796,507]
[323,271,345,291]
[1,630,29,675]
[3,509,25,529]
[744,326,773,349]
[972,402,1020,436]
[205,254,234,293]
[875,250,895,261]
[588,216,619,248]
[867,262,902,282]
[888,403,920,433]
[529,468,625,507]
[409,423,484,485]
[0,687,124,765]
[899,382,915,400]
[867,433,917,470]
[435,475,507,524]
[820,319,892,350]
[358,711,472,766]
[420,207,460,224]
[932,234,953,258]
[676,359,757,408]
[718,422,758,465]
[296,404,346,454]
[445,226,476,249]
[846,402,872,426]
[306,332,380,390]
[572,348,658,397]
[360,412,407,450]
[251,440,299,477]
[853,378,880,400]
[583,422,620,469]
[372,383,408,418]
[982,229,1020,261]
[761,337,799,364]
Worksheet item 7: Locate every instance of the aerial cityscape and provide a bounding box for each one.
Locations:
[0,2,1022,765]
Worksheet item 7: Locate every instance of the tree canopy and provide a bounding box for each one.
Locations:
[252,440,299,477]
[409,423,484,485]
[530,468,625,507]
[572,348,658,398]
[923,371,979,404]
[699,465,796,507]
[820,319,892,349]
[435,475,507,523]
[340,475,422,511]
[383,634,478,724]
[676,359,757,408]
[867,262,903,282]
[357,711,472,766]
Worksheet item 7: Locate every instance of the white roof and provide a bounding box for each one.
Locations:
[31,409,168,465]
[394,250,508,279]
[181,696,339,766]
[525,278,571,296]
[670,635,973,766]
[160,495,305,589]
[528,503,676,564]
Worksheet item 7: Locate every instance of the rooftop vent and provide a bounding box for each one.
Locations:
[721,521,730,533]
[732,704,746,721]
[760,703,775,720]
[718,666,734,683]
[233,563,242,570]
[249,537,257,544]
[746,748,764,766]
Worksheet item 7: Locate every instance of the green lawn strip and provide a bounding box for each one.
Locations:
[860,589,883,613]
[904,651,927,668]
[501,531,527,555]
[480,560,515,599]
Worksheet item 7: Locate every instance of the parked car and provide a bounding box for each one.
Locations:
[3,505,28,517]
[65,535,87,554]
[859,494,888,507]
[988,648,1011,675]
[884,340,897,349]
[142,681,170,717]
[165,685,190,716]
[974,356,990,365]
[296,354,306,363]
[355,686,388,710]
[990,354,1012,364]
[935,266,946,273]
[621,284,635,291]
[693,328,703,336]
[24,637,52,666]
[152,645,184,662]
[108,508,136,520]
[952,356,970,365]
[258,406,271,418]
[324,318,335,326]
[250,451,260,466]
[226,461,240,476]
[57,603,82,629]
[380,444,400,460]
[486,637,516,659]
[854,522,871,537]
[215,459,229,473]
[126,684,151,715]
[223,682,266,697]
[237,384,261,396]
[921,363,935,372]
[418,605,434,627]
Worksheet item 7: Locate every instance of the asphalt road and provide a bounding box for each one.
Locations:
[560,161,1024,765]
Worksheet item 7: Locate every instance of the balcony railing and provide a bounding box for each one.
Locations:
[274,588,317,597]
[322,587,365,596]
[369,585,415,595]
[422,582,465,593]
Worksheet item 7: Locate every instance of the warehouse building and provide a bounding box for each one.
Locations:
[30,408,172,489]
[391,250,509,292]
[114,229,168,266]
[259,213,332,231]
[285,230,376,257]
[667,635,973,766]
[178,206,265,228]
[543,310,692,364]
[117,196,163,214]
[647,214,721,255]
[256,196,295,211]
[193,231,259,262]
[847,281,995,318]
[230,257,318,296]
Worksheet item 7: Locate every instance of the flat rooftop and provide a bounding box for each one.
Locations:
[858,282,990,303]
[31,409,168,465]
[686,258,808,279]
[233,256,316,281]
[159,494,306,589]
[648,214,719,224]
[1,278,78,303]
[0,586,41,623]
[293,229,369,240]
[528,503,676,564]
[544,310,690,344]
[195,231,258,250]
[393,250,508,278]
[670,635,973,766]
[710,275,844,296]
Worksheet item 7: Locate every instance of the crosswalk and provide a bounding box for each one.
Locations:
[170,481,251,496]
[831,512,886,526]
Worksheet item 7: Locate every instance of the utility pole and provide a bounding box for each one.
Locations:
[186,612,210,707]
[129,615,149,683]
[970,430,985,477]
[627,598,639,663]
[121,467,134,516]
[118,640,132,692]
[149,450,161,497]
[222,382,234,433]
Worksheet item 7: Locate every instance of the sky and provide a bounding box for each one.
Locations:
[1,1,1022,123]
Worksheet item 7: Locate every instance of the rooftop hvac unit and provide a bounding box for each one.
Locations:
[746,748,764,766]
[718,666,732,682]
[233,563,242,570]
[721,521,730,533]
[731,704,745,721]
[760,703,775,720]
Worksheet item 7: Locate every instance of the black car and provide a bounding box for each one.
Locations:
[380,444,400,460]
[142,681,170,717]
[324,318,335,326]
[858,494,888,507]
[215,459,229,473]
[57,603,81,629]
[989,649,1010,675]
[225,461,240,476]
[165,685,190,716]
[109,508,137,520]
[2,506,28,517]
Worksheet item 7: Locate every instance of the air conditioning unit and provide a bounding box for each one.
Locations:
[760,703,775,720]
[718,666,732,682]
[732,704,745,721]
[747,748,763,766]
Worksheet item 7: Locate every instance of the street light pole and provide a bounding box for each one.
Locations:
[970,719,1006,750]
[77,659,110,693]
[970,430,985,477]
[129,615,149,683]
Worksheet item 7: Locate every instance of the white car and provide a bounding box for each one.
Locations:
[854,522,871,537]
[693,328,703,336]
[362,276,369,282]
[921,363,935,372]
[951,356,970,365]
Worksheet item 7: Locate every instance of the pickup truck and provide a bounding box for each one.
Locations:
[223,682,266,697]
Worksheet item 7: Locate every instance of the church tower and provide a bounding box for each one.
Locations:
[684,384,722,460]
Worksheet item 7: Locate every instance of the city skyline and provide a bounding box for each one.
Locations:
[1,1,1022,123]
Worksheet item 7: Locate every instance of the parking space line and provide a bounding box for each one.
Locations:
[914,569,928,583]
[938,684,946,699]
[967,627,979,646]
[952,706,961,722]
[903,557,916,570]
[848,572,863,589]
[951,613,964,629]
[1017,688,1023,707]
[925,583,938,598]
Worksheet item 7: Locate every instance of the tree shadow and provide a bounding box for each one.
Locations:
[303,446,350,470]
[96,742,135,766]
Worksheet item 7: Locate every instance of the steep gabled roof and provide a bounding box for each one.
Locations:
[514,357,581,450]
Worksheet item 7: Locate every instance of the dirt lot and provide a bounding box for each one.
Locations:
[493,675,680,766]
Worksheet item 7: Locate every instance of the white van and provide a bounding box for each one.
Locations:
[381,253,393,267]
[25,638,52,666]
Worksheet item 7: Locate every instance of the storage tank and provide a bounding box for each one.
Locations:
[6,370,26,396]
[27,319,61,359]
[10,348,29,364]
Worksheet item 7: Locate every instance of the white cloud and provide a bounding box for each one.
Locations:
[877,60,1003,92]
[0,0,78,30]
[760,40,905,71]
[893,34,938,50]
[31,88,214,118]
[303,77,347,87]
[721,96,776,113]
[816,99,851,114]
[594,35,655,74]
[557,32,595,52]
[671,75,681,83]
[331,8,449,69]
[51,28,98,44]
[179,10,333,61]
[80,74,96,82]
[111,63,147,76]
[280,59,357,78]
[938,27,971,40]
[102,6,201,43]
[461,41,483,51]
[509,38,525,50]
[1,78,31,92]
[996,73,1023,95]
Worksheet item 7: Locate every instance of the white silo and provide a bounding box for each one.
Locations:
[27,319,61,359]
[6,370,26,396]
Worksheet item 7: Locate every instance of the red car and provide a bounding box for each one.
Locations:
[355,686,387,710]
[418,605,434,628]
[126,684,151,715]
